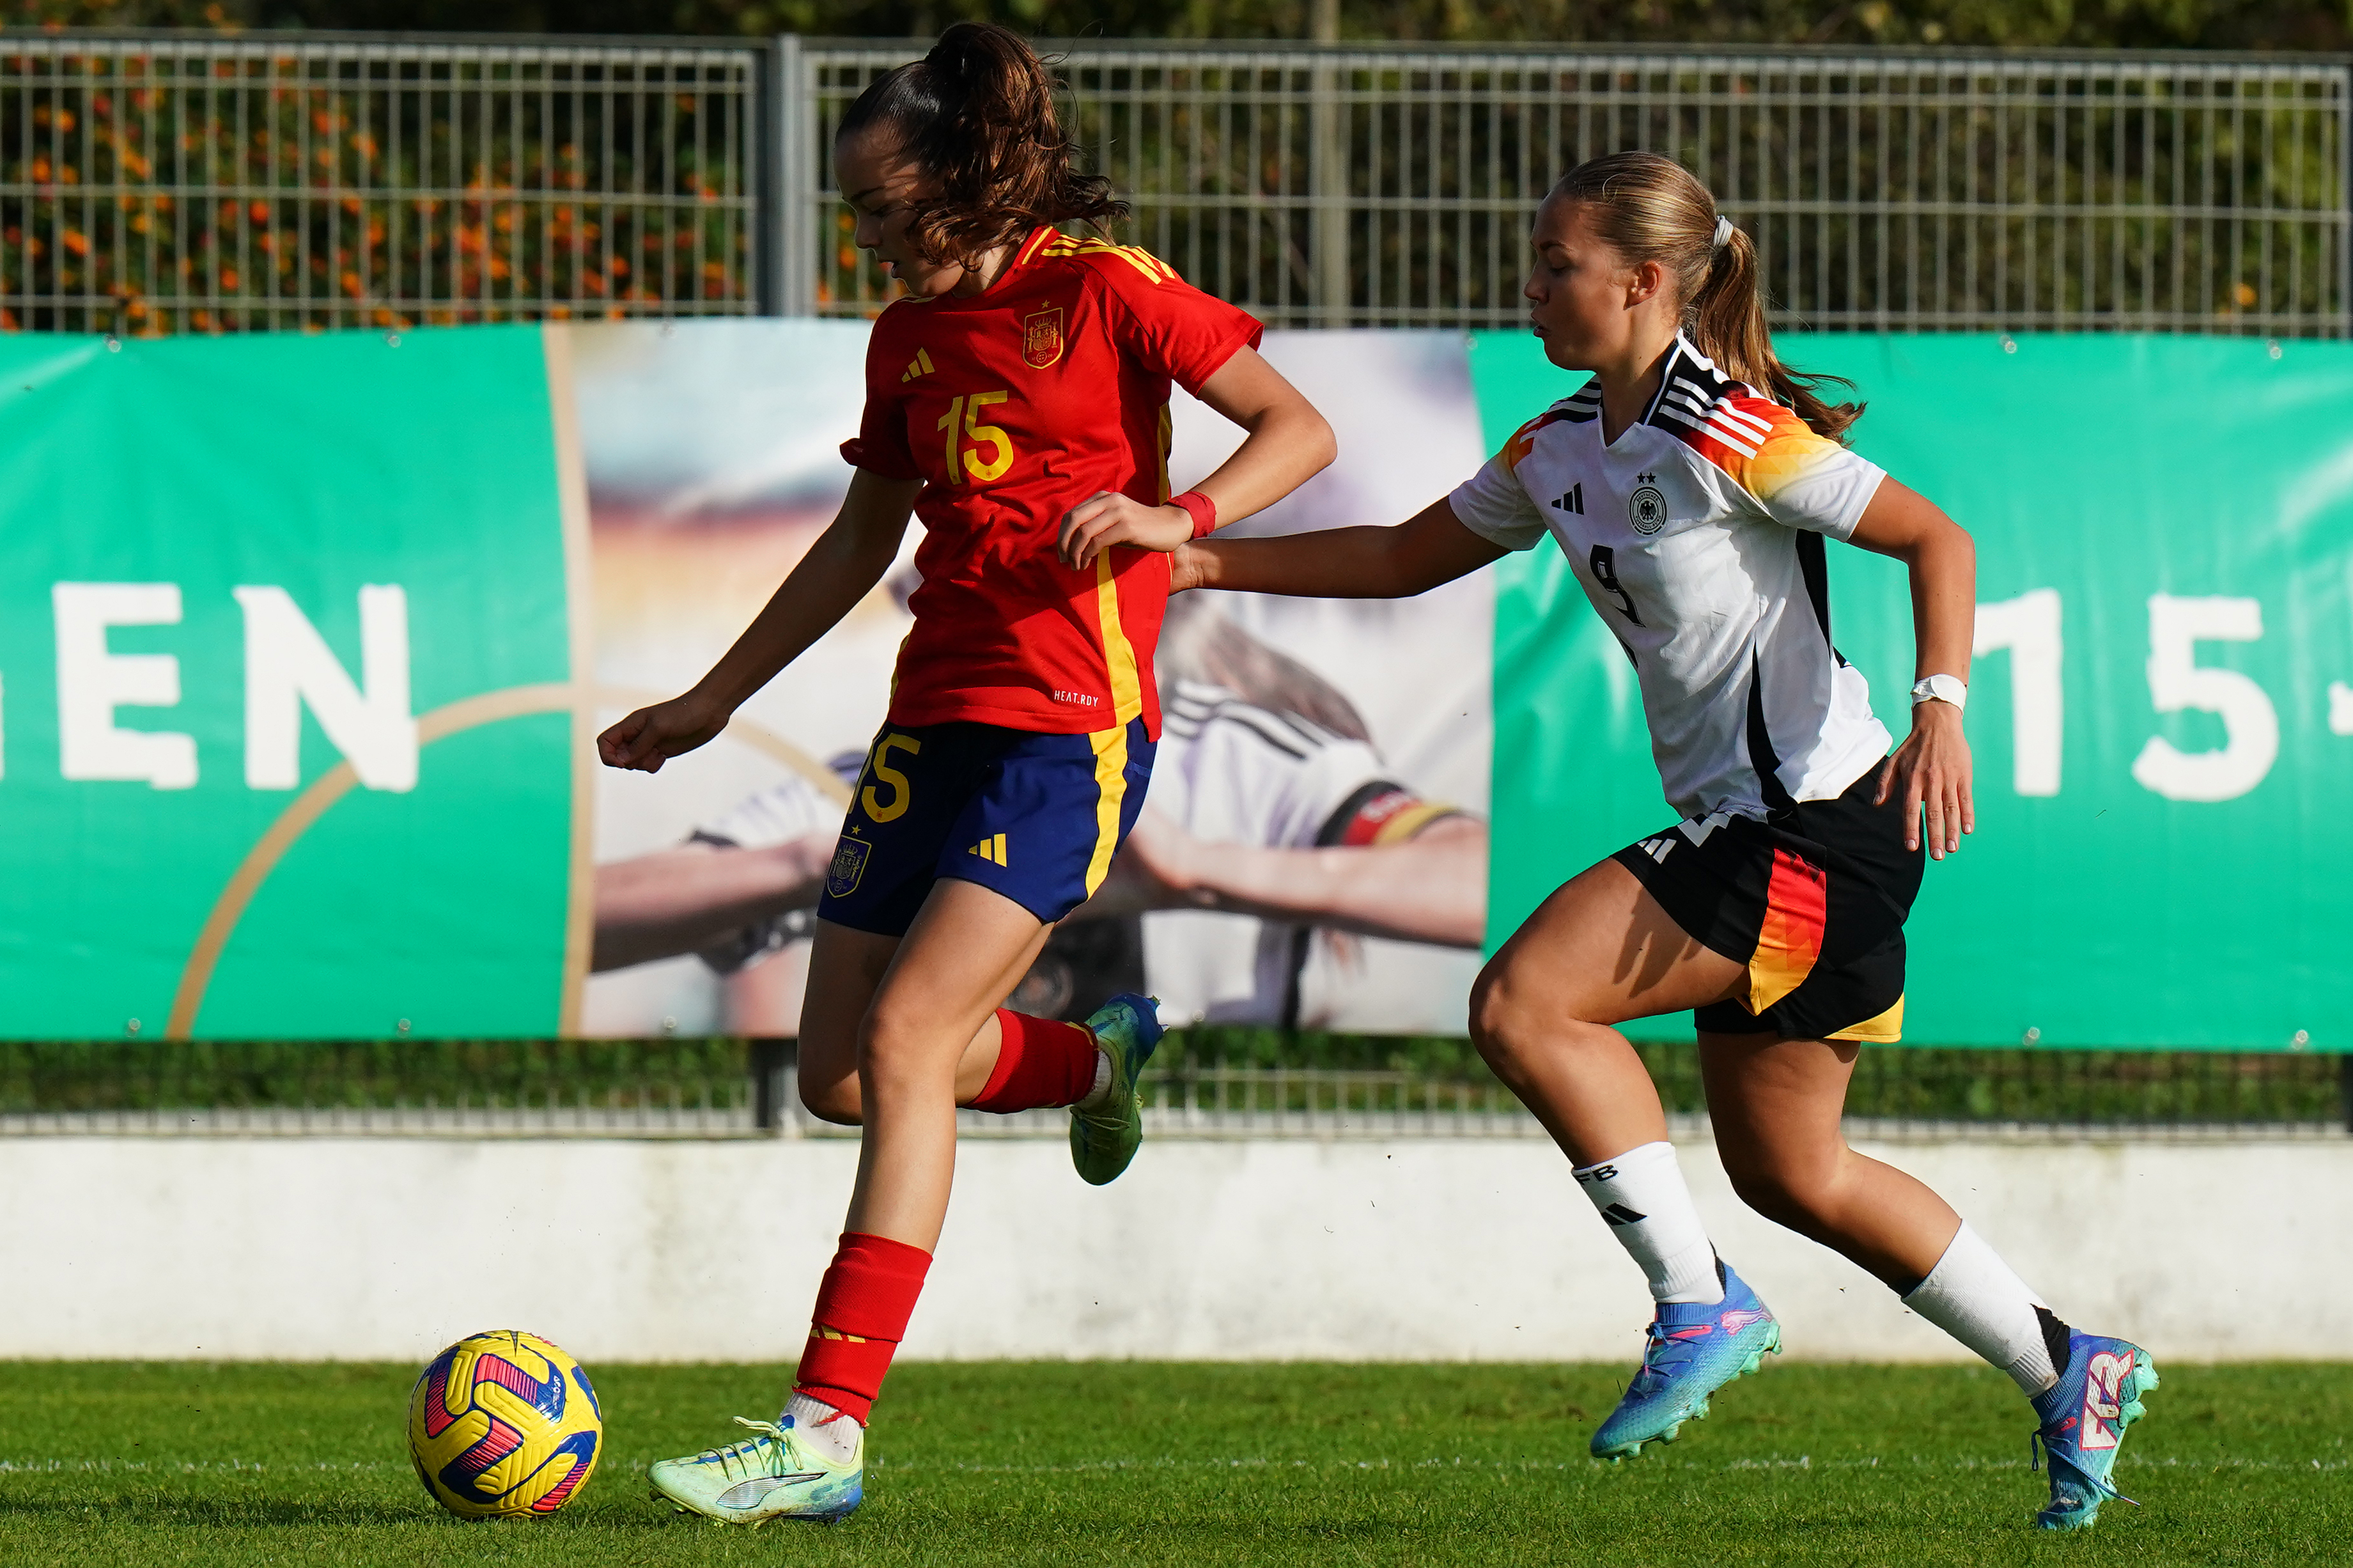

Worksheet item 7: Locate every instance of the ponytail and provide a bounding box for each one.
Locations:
[1554,151,1861,442]
[838,22,1128,268]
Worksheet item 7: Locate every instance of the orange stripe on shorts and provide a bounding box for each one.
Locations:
[1746,848,1828,1014]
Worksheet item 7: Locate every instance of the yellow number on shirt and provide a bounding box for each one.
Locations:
[935,390,1015,484]
[862,732,921,823]
[961,391,1013,481]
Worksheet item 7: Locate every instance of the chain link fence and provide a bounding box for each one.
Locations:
[3,1035,2346,1140]
[4,33,2347,335]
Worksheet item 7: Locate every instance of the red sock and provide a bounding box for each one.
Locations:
[965,1010,1101,1113]
[792,1232,932,1423]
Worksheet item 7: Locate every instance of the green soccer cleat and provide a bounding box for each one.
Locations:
[1068,993,1163,1186]
[646,1414,862,1526]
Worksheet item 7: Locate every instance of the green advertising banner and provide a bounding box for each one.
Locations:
[1474,331,2353,1050]
[4,320,2343,1048]
[0,327,582,1041]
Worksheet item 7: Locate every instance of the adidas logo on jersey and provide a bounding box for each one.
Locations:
[900,348,936,383]
[1551,483,1584,515]
[968,833,1009,866]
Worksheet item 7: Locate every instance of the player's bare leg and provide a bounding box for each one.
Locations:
[1701,1029,2157,1528]
[840,878,1054,1250]
[1468,857,1780,1459]
[1469,857,1739,1165]
[1697,1032,1957,1287]
[647,881,1050,1525]
[792,906,1041,1127]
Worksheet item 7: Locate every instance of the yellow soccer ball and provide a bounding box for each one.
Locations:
[407,1329,602,1519]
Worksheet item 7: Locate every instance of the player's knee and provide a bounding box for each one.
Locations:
[1723,1158,1836,1229]
[795,1070,862,1126]
[853,998,942,1089]
[1469,963,1548,1076]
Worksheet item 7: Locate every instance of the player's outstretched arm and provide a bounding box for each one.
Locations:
[598,469,922,774]
[1171,495,1507,600]
[1847,476,1976,858]
[1057,346,1335,568]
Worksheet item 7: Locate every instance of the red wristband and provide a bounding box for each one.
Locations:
[1170,490,1218,539]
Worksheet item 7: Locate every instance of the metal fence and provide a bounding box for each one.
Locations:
[0,29,767,332]
[4,1035,2346,1141]
[792,42,2353,334]
[6,32,2349,336]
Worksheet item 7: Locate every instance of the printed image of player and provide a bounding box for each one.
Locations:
[1172,150,2157,1531]
[1073,594,1486,1028]
[594,22,1335,1526]
[586,596,1487,1034]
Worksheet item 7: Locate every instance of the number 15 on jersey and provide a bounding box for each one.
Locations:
[938,391,1014,483]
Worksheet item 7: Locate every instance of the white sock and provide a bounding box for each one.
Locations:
[1073,1041,1114,1110]
[1574,1141,1723,1305]
[1901,1222,2063,1395]
[784,1392,862,1463]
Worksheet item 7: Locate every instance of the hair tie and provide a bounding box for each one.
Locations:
[1710,215,1734,252]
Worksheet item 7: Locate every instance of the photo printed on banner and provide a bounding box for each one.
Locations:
[571,322,1494,1038]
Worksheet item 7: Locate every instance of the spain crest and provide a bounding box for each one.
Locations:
[826,835,871,899]
[1020,306,1065,369]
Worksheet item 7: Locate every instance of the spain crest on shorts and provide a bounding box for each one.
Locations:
[826,835,871,899]
[1020,306,1064,369]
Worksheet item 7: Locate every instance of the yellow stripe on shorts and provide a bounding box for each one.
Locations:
[1082,722,1130,898]
[1080,549,1147,899]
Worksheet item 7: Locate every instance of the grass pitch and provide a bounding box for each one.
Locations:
[3,1360,2345,1567]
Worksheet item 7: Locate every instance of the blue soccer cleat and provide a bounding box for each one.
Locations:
[2030,1333,2159,1531]
[1590,1263,1782,1461]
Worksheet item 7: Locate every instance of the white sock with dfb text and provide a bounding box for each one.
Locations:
[1573,1140,1724,1305]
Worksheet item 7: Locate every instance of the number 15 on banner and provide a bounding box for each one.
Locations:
[1972,589,2324,803]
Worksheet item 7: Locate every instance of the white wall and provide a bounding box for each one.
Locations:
[3,1133,2342,1363]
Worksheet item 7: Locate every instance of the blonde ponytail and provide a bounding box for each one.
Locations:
[1553,152,1861,442]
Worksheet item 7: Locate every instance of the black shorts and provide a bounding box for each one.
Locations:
[1612,768,1923,1043]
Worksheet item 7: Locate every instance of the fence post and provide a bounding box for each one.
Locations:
[750,1037,798,1135]
[766,35,813,317]
[2341,1052,2352,1135]
[1309,46,1349,329]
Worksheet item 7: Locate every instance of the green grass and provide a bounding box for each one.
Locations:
[3,1362,2347,1565]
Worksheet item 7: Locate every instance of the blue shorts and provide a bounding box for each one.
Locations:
[819,717,1156,936]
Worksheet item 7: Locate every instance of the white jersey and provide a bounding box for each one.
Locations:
[1144,679,1422,1027]
[1450,334,1891,821]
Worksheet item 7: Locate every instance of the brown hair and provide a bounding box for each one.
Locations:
[1553,151,1861,442]
[837,23,1127,268]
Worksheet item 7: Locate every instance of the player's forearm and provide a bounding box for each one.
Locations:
[1185,497,1502,600]
[1169,821,1489,947]
[1186,525,1413,598]
[1905,519,1976,684]
[694,473,917,711]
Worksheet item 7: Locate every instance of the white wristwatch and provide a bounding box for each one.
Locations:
[1910,673,1968,712]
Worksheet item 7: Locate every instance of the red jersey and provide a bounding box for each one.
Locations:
[841,227,1262,739]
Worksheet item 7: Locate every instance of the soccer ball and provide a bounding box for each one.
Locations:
[407,1329,602,1519]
